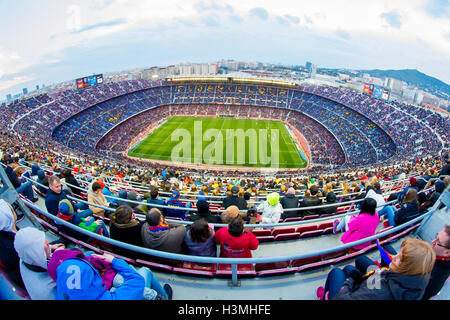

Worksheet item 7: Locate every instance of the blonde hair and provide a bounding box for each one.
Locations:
[403,188,418,205]
[391,238,435,275]
[221,205,239,224]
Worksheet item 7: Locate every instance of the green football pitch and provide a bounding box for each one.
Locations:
[128,116,307,169]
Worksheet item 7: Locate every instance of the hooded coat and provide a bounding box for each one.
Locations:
[0,199,24,289]
[256,193,283,224]
[141,222,186,254]
[13,227,56,300]
[190,200,222,223]
[334,269,431,300]
[87,183,108,217]
[55,257,144,300]
[280,193,300,219]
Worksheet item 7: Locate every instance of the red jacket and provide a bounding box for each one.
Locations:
[214,227,259,258]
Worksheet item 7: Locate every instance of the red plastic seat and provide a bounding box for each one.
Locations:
[256,236,275,243]
[283,217,302,223]
[274,233,300,241]
[302,214,319,220]
[321,227,334,235]
[255,261,290,272]
[296,225,318,234]
[291,255,322,267]
[318,222,334,230]
[299,230,323,239]
[252,229,272,237]
[173,261,216,277]
[272,227,296,237]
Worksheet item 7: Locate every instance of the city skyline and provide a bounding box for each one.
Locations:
[1,0,449,97]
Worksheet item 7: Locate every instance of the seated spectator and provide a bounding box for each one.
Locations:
[36,170,49,195]
[87,181,109,217]
[221,205,244,224]
[2,157,37,202]
[184,218,217,257]
[48,249,172,300]
[300,185,322,216]
[379,189,420,227]
[214,217,259,258]
[0,199,24,289]
[397,177,419,203]
[13,227,65,300]
[280,188,300,219]
[419,179,447,212]
[54,252,145,300]
[190,199,222,224]
[109,205,144,259]
[256,192,283,225]
[333,197,379,250]
[438,154,450,176]
[355,225,450,300]
[317,238,435,300]
[222,186,247,210]
[141,208,186,254]
[61,168,82,196]
[45,175,88,218]
[316,191,339,216]
[166,190,191,220]
[365,182,385,209]
[58,199,110,238]
[146,186,167,216]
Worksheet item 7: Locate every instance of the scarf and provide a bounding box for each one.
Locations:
[148,221,170,232]
[436,256,450,262]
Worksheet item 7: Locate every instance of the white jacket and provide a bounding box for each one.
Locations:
[256,201,283,224]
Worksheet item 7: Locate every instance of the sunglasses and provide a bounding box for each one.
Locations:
[433,234,450,250]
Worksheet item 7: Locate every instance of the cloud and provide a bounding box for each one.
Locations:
[73,18,127,34]
[276,14,300,26]
[249,7,269,20]
[194,0,234,13]
[335,30,350,40]
[202,13,220,27]
[0,75,36,92]
[423,0,450,18]
[379,11,402,28]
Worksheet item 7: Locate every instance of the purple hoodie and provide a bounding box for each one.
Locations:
[47,250,117,290]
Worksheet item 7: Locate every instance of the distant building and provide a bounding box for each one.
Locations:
[36,85,39,91]
[22,88,28,95]
[310,64,317,78]
[421,93,440,108]
[384,78,404,95]
[305,61,312,70]
[6,94,12,101]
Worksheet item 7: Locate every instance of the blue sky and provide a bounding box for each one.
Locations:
[0,0,449,98]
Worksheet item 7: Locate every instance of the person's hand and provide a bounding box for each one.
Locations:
[84,216,92,221]
[92,253,115,264]
[77,209,82,213]
[51,243,66,252]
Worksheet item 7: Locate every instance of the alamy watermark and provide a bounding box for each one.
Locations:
[170,120,280,167]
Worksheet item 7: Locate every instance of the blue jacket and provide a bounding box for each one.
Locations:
[56,257,144,300]
[166,199,186,220]
[45,188,69,216]
[147,198,167,215]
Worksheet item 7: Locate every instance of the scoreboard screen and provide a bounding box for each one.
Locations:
[76,74,103,89]
[363,83,389,100]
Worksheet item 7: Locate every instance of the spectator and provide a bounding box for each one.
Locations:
[166,190,191,220]
[214,217,259,258]
[379,189,420,227]
[87,181,109,217]
[141,208,186,254]
[280,187,300,219]
[419,179,447,212]
[222,186,247,210]
[365,182,385,209]
[146,186,167,216]
[2,158,37,202]
[58,199,110,238]
[333,197,379,250]
[0,199,24,289]
[300,185,322,216]
[13,227,65,300]
[184,218,217,257]
[61,168,82,196]
[316,191,339,216]
[439,154,450,176]
[190,199,222,224]
[317,238,435,300]
[256,192,283,225]
[45,175,86,217]
[109,205,144,259]
[36,170,48,196]
[221,205,244,224]
[54,252,145,300]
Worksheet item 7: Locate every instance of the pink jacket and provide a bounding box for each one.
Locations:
[341,212,379,250]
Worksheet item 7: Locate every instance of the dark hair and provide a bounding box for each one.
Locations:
[360,197,377,215]
[373,182,381,191]
[189,219,212,243]
[92,182,102,192]
[112,205,133,224]
[310,185,318,196]
[150,186,159,199]
[228,217,244,237]
[146,208,162,226]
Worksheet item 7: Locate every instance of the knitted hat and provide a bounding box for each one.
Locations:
[409,177,418,187]
[231,186,239,195]
[267,192,280,206]
[58,199,74,216]
[171,190,180,200]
